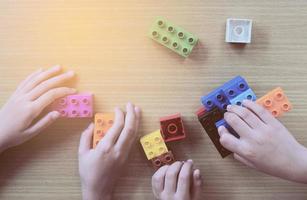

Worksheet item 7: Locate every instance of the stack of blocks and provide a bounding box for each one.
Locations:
[197,76,292,158]
[140,113,186,169]
[50,93,93,118]
[149,17,198,58]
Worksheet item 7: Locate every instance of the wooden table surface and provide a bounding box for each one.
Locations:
[1,0,307,199]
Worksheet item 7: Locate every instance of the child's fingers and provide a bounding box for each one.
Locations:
[78,123,95,155]
[218,126,243,154]
[176,160,193,194]
[28,71,75,101]
[164,161,184,193]
[192,169,202,200]
[224,112,252,137]
[152,165,169,196]
[23,65,62,93]
[16,68,43,93]
[242,100,276,124]
[23,111,60,139]
[227,105,265,129]
[115,103,138,151]
[34,87,76,112]
[97,107,124,151]
[233,153,255,169]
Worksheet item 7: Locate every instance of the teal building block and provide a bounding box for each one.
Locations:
[149,17,198,58]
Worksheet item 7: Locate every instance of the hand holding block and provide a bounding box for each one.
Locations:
[50,93,93,118]
[256,87,292,117]
[160,113,186,142]
[93,113,115,148]
[140,130,168,160]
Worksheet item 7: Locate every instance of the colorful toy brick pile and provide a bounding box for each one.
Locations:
[140,114,186,169]
[196,76,292,157]
[49,16,293,170]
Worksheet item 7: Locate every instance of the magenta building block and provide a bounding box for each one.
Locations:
[50,93,93,118]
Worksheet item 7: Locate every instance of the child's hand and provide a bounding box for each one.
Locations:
[218,100,307,183]
[78,103,141,200]
[151,160,202,200]
[0,66,76,153]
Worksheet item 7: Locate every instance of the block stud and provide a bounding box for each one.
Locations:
[282,103,290,111]
[71,98,78,105]
[264,99,273,107]
[275,92,284,101]
[172,42,179,49]
[167,26,174,33]
[82,98,89,105]
[178,32,184,39]
[182,47,189,55]
[188,37,195,45]
[167,123,178,135]
[59,98,67,106]
[157,20,164,28]
[162,36,169,44]
[152,31,159,38]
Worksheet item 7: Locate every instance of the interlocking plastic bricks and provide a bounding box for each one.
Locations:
[197,107,232,158]
[201,89,230,112]
[256,87,292,117]
[93,113,115,148]
[151,151,175,169]
[201,76,251,111]
[149,17,198,58]
[140,130,169,160]
[50,93,93,118]
[160,113,186,142]
[221,76,250,100]
[226,18,252,43]
[215,119,239,138]
[229,88,257,106]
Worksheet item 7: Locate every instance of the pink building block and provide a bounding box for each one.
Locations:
[50,93,93,118]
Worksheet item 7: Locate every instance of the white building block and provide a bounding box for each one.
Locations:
[226,18,252,44]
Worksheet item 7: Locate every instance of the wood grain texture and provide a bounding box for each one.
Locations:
[0,0,307,199]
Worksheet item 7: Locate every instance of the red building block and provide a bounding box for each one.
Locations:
[150,151,175,169]
[160,113,186,142]
[197,107,232,158]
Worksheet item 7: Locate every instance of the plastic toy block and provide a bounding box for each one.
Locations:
[226,18,252,43]
[197,107,232,158]
[140,130,169,160]
[256,87,292,118]
[201,76,251,111]
[221,76,250,100]
[230,88,257,106]
[151,151,175,169]
[93,113,115,148]
[201,89,230,112]
[160,113,186,142]
[50,93,93,118]
[215,119,239,138]
[149,17,198,58]
[195,106,206,116]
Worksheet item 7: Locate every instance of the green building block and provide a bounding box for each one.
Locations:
[149,17,198,58]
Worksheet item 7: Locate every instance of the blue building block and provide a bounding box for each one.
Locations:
[201,89,230,111]
[215,119,239,138]
[201,76,251,112]
[221,76,250,100]
[229,88,257,106]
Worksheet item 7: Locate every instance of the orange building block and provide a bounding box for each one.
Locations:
[93,113,115,148]
[256,87,292,117]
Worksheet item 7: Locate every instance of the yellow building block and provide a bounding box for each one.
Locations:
[93,113,115,148]
[140,130,168,160]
